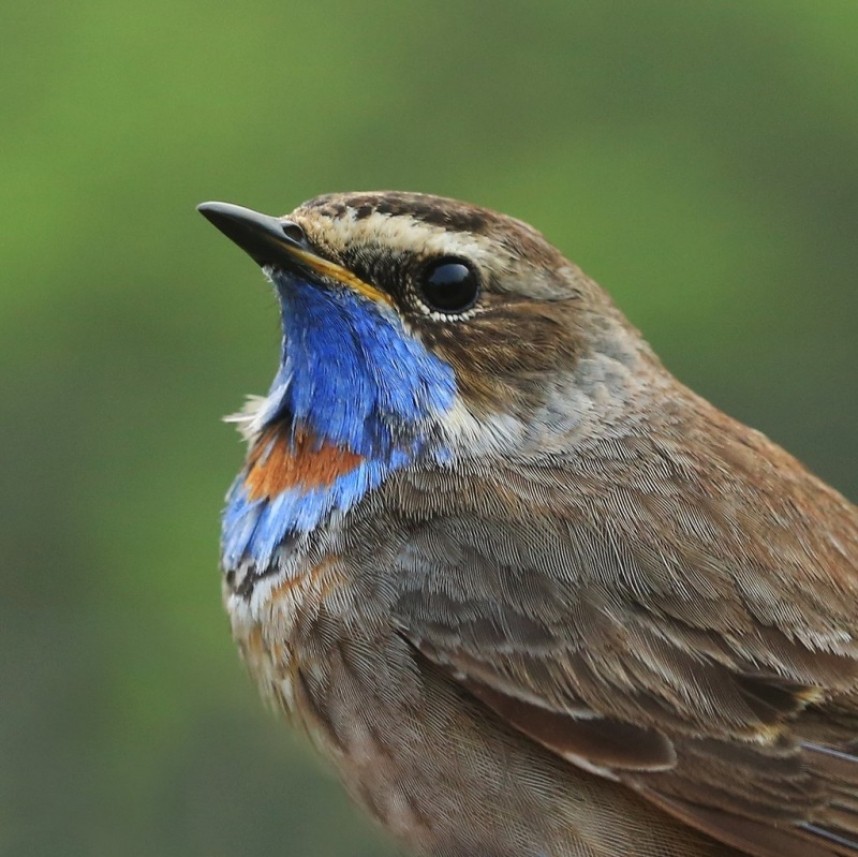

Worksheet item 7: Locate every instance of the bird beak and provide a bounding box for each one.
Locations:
[197,201,392,306]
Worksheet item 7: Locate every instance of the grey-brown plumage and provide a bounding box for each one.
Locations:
[200,192,858,857]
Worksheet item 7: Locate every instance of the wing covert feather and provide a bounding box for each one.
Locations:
[386,436,858,854]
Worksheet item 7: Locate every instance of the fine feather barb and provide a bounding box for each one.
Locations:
[800,823,858,855]
[636,787,851,857]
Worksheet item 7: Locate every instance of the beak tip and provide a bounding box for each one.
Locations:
[196,201,285,268]
[197,201,230,224]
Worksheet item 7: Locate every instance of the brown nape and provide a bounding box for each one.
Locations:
[419,293,583,413]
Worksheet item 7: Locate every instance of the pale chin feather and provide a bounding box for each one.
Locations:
[223,395,269,441]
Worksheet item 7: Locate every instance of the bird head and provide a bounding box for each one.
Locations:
[200,192,655,570]
[200,192,651,458]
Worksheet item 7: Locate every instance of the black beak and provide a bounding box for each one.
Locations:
[197,200,393,306]
[197,201,310,268]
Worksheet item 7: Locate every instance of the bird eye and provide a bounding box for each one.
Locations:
[417,258,480,314]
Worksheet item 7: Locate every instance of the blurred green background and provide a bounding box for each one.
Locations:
[3,1,857,855]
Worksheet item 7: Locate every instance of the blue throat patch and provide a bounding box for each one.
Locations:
[222,272,456,571]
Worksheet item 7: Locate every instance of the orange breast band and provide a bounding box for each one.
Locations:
[245,426,363,500]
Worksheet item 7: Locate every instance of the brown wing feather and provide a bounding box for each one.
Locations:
[633,788,852,857]
[458,665,677,772]
[388,400,858,855]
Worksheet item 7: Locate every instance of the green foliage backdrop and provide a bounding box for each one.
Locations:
[3,2,857,855]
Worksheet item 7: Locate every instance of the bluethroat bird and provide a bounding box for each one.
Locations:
[199,192,858,857]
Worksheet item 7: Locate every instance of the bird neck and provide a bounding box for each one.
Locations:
[220,275,457,572]
[259,273,457,454]
[221,421,409,571]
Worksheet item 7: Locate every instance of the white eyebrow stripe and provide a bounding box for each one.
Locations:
[300,209,512,273]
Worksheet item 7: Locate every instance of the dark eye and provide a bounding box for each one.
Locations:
[417,258,480,314]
